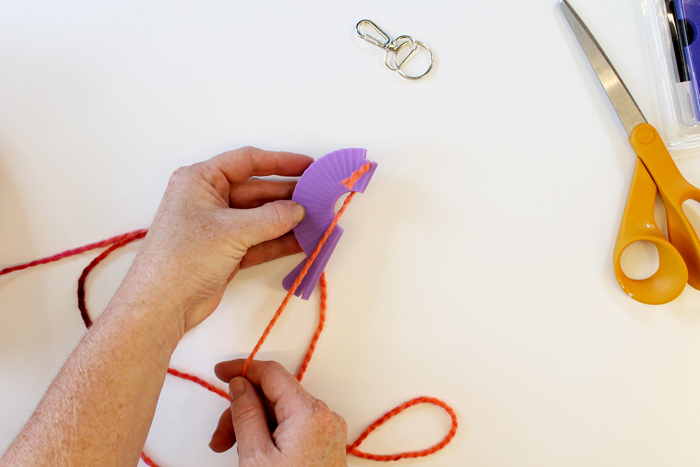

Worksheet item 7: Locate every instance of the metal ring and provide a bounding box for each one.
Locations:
[355,19,433,80]
[383,35,416,71]
[394,39,433,80]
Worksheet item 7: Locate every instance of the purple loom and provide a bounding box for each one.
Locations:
[282,148,378,300]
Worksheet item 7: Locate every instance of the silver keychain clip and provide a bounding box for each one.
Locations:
[355,20,433,80]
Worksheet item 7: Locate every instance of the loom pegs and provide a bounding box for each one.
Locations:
[283,148,378,300]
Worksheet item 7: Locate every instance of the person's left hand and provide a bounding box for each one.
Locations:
[121,147,313,335]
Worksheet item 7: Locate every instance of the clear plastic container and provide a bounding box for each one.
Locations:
[642,0,700,147]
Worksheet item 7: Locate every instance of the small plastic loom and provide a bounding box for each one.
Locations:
[282,148,378,300]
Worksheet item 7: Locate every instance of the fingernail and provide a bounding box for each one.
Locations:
[230,377,246,400]
[292,202,306,223]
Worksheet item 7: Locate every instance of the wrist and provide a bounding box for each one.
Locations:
[106,265,187,353]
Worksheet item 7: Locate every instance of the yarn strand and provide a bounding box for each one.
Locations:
[296,272,326,381]
[243,162,369,378]
[346,396,459,460]
[0,229,148,278]
[77,229,147,328]
[241,191,356,378]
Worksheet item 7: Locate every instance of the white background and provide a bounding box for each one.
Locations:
[3,0,700,465]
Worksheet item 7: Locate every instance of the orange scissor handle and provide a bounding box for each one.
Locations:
[630,124,700,289]
[613,158,687,304]
[614,122,700,304]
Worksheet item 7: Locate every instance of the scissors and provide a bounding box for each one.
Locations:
[561,0,700,305]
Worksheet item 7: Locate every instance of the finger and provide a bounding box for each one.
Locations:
[217,360,312,406]
[213,361,280,426]
[202,147,313,185]
[215,359,247,383]
[215,359,317,428]
[216,361,299,401]
[229,179,297,209]
[209,408,236,453]
[230,200,305,249]
[229,377,275,458]
[239,233,302,269]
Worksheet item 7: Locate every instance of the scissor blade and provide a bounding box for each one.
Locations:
[559,0,647,136]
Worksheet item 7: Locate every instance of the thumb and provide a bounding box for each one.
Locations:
[233,200,305,248]
[229,377,274,458]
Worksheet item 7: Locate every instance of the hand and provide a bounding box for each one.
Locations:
[210,360,348,467]
[123,147,313,334]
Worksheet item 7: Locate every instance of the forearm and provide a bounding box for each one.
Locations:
[0,271,184,467]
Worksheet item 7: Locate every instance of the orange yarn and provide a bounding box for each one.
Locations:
[341,161,372,189]
[166,368,228,399]
[0,162,458,465]
[241,162,458,460]
[296,271,326,381]
[346,396,458,460]
[241,190,357,378]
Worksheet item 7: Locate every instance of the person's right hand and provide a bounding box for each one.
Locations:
[210,360,347,467]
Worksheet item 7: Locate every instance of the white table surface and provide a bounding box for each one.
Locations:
[4,0,700,465]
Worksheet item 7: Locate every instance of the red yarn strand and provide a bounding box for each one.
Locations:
[0,229,148,277]
[77,230,147,328]
[140,452,158,467]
